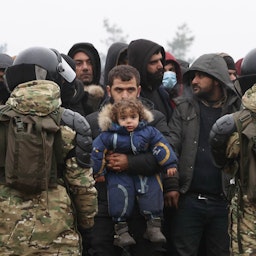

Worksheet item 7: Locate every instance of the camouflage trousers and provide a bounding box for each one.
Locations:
[0,184,81,256]
[229,193,256,255]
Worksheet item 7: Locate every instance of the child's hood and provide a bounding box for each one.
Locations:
[98,102,154,131]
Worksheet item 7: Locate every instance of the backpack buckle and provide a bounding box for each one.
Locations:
[14,116,24,132]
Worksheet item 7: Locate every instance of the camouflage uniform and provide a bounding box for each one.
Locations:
[225,85,256,255]
[0,81,97,255]
[229,192,256,255]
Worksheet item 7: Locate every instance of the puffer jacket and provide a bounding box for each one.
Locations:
[86,96,177,216]
[91,103,177,178]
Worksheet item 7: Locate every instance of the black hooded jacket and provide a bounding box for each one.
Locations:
[128,39,174,120]
[67,43,106,116]
[103,42,128,87]
[68,42,101,85]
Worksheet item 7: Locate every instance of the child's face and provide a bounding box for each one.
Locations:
[117,108,140,132]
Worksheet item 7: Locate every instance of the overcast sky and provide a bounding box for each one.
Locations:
[1,0,254,63]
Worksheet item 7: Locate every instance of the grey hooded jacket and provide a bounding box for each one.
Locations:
[163,54,241,195]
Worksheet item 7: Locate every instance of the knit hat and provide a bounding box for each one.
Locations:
[218,53,236,70]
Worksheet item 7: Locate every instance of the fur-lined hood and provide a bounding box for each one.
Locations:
[84,84,105,99]
[98,103,154,132]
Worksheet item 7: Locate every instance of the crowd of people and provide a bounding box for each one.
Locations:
[0,38,255,256]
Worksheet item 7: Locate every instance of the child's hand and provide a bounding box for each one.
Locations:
[167,167,177,177]
[95,175,105,183]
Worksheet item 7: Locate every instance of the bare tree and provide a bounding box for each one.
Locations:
[166,23,194,62]
[100,18,129,67]
[101,18,128,46]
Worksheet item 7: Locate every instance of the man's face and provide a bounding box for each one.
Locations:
[146,52,164,88]
[228,69,237,82]
[73,51,93,86]
[147,52,164,75]
[191,71,219,100]
[106,77,141,102]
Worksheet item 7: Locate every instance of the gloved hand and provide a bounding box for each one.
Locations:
[60,81,75,105]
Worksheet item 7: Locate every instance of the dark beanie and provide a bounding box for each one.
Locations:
[223,55,236,70]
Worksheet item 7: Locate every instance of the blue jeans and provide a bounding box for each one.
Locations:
[165,193,230,256]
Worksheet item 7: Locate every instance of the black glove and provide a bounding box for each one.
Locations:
[60,81,75,106]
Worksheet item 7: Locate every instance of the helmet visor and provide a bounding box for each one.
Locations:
[58,56,76,83]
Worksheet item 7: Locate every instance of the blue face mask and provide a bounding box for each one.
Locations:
[162,71,177,89]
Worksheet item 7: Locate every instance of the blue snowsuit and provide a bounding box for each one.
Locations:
[92,121,177,222]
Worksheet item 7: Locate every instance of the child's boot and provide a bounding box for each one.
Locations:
[114,222,136,248]
[143,217,166,243]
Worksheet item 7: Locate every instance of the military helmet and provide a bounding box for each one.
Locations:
[241,48,256,76]
[5,46,75,91]
[235,48,256,95]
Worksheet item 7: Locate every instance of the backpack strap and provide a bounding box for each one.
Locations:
[233,109,252,133]
[49,108,65,176]
[0,106,22,184]
[0,106,10,182]
[0,105,13,171]
[233,109,253,179]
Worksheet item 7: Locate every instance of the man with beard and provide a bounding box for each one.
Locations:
[84,64,173,256]
[128,39,174,121]
[68,42,105,116]
[162,53,241,256]
[0,53,13,104]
